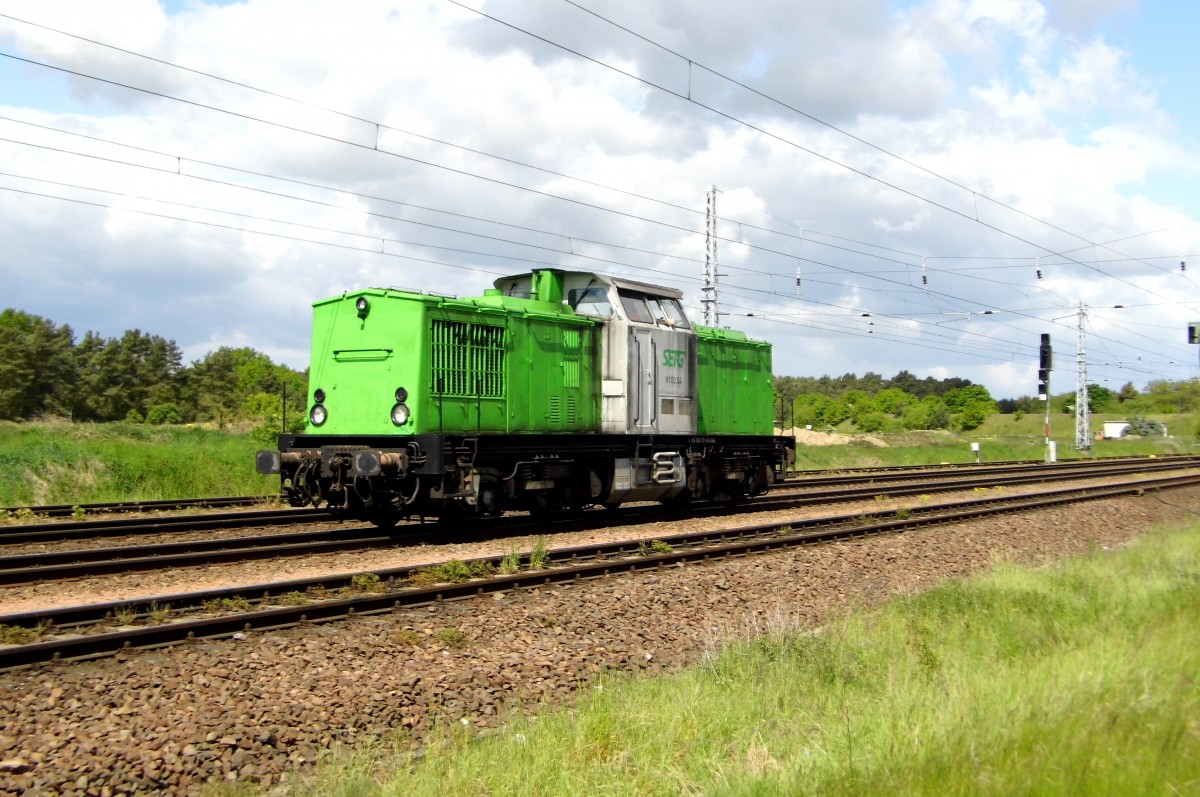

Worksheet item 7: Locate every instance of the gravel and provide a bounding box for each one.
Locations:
[0,485,1197,794]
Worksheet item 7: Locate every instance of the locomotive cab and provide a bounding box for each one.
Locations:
[497,272,697,436]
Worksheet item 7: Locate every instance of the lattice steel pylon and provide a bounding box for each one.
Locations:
[701,185,719,326]
[1075,303,1091,451]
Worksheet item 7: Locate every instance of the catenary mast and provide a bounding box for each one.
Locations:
[701,186,719,326]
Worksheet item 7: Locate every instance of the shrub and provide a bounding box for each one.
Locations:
[145,403,182,425]
[1127,417,1166,437]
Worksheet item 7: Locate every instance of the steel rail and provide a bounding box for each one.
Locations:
[0,507,336,543]
[785,454,1200,488]
[5,455,1189,545]
[4,454,1186,523]
[758,458,1200,507]
[3,455,1172,519]
[2,471,1198,670]
[787,453,1196,477]
[1,495,274,519]
[0,530,399,585]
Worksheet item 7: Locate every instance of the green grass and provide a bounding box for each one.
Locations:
[0,420,276,506]
[789,415,1200,471]
[271,521,1200,797]
[4,415,1194,507]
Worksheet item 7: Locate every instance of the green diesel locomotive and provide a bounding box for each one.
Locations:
[256,269,794,525]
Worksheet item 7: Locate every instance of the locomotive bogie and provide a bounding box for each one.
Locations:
[262,431,789,524]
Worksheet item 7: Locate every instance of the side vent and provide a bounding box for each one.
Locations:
[562,328,581,388]
[431,319,506,396]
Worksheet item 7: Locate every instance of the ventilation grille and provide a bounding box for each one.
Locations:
[431,320,505,397]
[563,328,581,388]
[548,395,578,427]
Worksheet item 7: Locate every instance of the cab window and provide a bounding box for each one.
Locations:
[567,287,613,318]
[619,291,654,323]
[648,297,691,329]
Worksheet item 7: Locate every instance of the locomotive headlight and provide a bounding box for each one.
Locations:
[355,296,370,318]
[390,402,410,426]
[395,386,408,403]
[310,404,328,426]
[314,388,326,403]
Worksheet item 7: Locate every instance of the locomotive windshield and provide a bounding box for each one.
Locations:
[618,289,690,328]
[567,286,613,318]
[619,291,654,323]
[649,297,690,328]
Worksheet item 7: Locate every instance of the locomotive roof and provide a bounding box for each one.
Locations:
[608,276,683,300]
[494,270,683,300]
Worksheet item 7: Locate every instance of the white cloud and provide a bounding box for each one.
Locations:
[0,0,1195,397]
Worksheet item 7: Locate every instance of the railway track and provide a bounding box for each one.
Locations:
[0,506,333,543]
[5,455,1195,548]
[2,468,1198,670]
[2,495,274,519]
[5,454,1191,524]
[2,456,1195,584]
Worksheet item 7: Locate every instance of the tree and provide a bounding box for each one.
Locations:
[184,346,308,425]
[791,394,838,428]
[0,309,77,420]
[1086,384,1117,412]
[958,402,990,431]
[943,385,996,413]
[900,395,950,430]
[1117,382,1138,403]
[838,389,872,425]
[75,330,183,421]
[871,387,914,416]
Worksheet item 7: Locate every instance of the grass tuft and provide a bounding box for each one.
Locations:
[0,623,47,645]
[637,539,674,556]
[528,536,549,570]
[349,573,384,593]
[410,559,495,587]
[202,596,252,614]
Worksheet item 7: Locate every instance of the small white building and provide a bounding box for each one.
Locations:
[1103,422,1130,439]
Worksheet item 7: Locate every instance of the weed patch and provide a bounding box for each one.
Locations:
[202,596,252,614]
[434,627,468,648]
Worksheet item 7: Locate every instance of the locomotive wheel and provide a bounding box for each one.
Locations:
[477,480,501,516]
[367,507,401,528]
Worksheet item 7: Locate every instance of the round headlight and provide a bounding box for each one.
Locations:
[355,296,370,317]
[395,386,408,403]
[310,404,328,426]
[314,388,326,403]
[390,403,410,426]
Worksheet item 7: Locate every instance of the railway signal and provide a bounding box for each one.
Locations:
[1038,333,1052,399]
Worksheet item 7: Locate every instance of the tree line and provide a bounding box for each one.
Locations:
[777,371,1200,436]
[1000,381,1200,417]
[0,309,307,429]
[774,371,997,432]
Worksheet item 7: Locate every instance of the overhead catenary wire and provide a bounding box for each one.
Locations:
[0,11,1188,307]
[442,0,1190,305]
[5,5,1190,294]
[0,123,1187,370]
[0,9,1195,381]
[0,123,1054,327]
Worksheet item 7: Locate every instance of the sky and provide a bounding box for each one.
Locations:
[1,0,1199,400]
